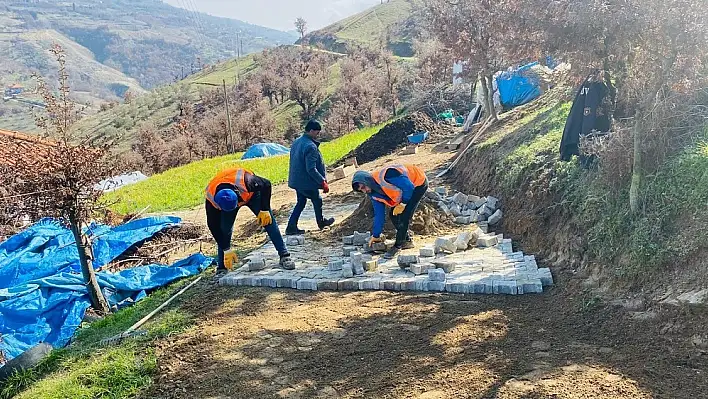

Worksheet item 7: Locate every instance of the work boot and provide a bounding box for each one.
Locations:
[285,227,305,235]
[317,217,335,230]
[400,240,415,250]
[383,246,401,260]
[214,268,228,278]
[279,253,296,270]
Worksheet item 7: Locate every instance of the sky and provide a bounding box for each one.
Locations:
[163,0,382,32]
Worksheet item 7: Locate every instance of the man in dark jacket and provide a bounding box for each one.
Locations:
[286,120,335,235]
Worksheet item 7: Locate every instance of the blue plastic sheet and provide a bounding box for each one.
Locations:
[0,217,211,364]
[241,143,290,160]
[496,62,542,108]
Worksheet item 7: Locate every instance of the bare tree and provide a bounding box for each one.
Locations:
[0,44,112,313]
[295,17,307,39]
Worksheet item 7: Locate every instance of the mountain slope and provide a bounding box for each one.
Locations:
[299,0,421,57]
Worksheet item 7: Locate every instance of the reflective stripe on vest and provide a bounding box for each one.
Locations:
[205,168,254,210]
[370,164,426,207]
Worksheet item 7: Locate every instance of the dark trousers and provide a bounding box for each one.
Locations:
[389,180,428,247]
[286,189,324,230]
[206,193,287,270]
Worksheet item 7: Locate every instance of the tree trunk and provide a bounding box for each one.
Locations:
[480,74,493,120]
[629,114,643,214]
[69,214,110,314]
[486,73,498,121]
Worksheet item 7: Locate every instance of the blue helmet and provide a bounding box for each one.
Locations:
[214,189,239,211]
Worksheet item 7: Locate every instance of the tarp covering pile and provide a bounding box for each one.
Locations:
[496,62,542,108]
[0,217,211,364]
[241,143,290,160]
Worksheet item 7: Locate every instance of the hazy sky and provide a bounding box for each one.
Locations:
[163,0,381,31]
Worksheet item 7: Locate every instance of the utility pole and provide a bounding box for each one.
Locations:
[236,31,241,83]
[222,79,235,153]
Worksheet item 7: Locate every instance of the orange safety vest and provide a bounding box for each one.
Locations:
[205,168,255,210]
[371,164,426,207]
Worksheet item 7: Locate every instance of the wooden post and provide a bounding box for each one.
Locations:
[223,79,235,153]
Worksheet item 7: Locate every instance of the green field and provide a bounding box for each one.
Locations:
[105,123,385,214]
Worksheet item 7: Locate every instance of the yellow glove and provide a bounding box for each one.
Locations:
[256,211,273,227]
[224,249,238,271]
[393,203,406,216]
[368,236,384,247]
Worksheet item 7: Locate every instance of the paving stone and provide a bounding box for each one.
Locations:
[341,263,354,278]
[296,278,318,291]
[428,268,446,282]
[400,278,418,291]
[478,222,489,233]
[493,280,518,295]
[326,259,343,271]
[471,278,494,294]
[246,256,267,271]
[414,276,429,291]
[454,216,471,225]
[437,201,450,215]
[462,209,474,217]
[435,237,457,254]
[286,235,305,246]
[467,195,481,207]
[452,192,468,205]
[382,279,402,291]
[435,187,447,196]
[446,281,470,293]
[369,242,389,252]
[262,276,279,288]
[249,276,263,287]
[455,231,478,250]
[425,191,442,201]
[477,235,499,248]
[342,235,354,245]
[358,278,382,290]
[317,279,340,291]
[338,278,359,291]
[419,247,435,257]
[397,254,419,266]
[410,262,434,275]
[538,268,554,286]
[526,259,539,272]
[353,231,371,246]
[364,259,378,272]
[474,197,487,208]
[478,204,493,217]
[431,259,456,273]
[353,263,365,275]
[276,275,299,288]
[518,279,544,294]
[488,209,503,225]
[486,196,499,211]
[427,281,446,292]
[449,203,462,217]
[343,246,357,256]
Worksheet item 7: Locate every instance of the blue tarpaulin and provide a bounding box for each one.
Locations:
[241,143,290,160]
[496,62,542,108]
[0,217,212,364]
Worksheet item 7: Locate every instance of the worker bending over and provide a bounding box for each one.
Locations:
[351,164,429,259]
[205,167,295,273]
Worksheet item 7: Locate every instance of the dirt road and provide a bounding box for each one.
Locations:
[142,283,707,399]
[143,145,707,398]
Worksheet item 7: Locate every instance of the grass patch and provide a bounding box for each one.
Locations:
[1,274,204,399]
[106,123,385,214]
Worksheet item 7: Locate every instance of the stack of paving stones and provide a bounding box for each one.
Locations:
[219,225,554,295]
[425,187,503,227]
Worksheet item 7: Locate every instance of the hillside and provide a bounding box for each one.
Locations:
[72,48,344,149]
[299,0,422,57]
[0,0,296,132]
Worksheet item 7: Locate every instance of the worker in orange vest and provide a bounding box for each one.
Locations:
[351,164,429,259]
[205,168,295,273]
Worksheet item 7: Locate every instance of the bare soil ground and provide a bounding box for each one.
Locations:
[142,144,708,399]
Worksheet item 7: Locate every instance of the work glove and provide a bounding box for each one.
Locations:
[256,211,273,227]
[393,203,406,216]
[322,180,330,194]
[368,236,384,247]
[224,249,238,271]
